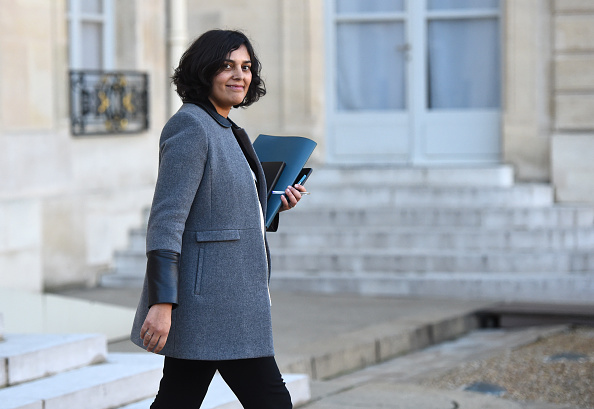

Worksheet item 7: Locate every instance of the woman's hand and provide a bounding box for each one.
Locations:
[140,303,172,353]
[279,184,307,211]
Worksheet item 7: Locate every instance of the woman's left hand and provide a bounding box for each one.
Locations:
[279,184,307,211]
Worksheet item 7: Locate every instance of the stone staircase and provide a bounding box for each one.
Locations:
[0,312,310,409]
[0,317,163,409]
[102,166,594,303]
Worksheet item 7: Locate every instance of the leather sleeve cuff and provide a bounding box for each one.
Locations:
[146,249,179,309]
[266,213,279,232]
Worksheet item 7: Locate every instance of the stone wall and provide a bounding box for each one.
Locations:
[0,0,167,291]
[502,0,552,182]
[551,0,594,203]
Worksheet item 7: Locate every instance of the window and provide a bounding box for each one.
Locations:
[68,0,148,136]
[426,0,501,109]
[67,0,114,70]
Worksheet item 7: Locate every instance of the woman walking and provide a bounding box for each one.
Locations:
[130,29,305,408]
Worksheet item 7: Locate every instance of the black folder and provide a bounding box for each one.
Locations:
[260,161,286,197]
[253,134,317,227]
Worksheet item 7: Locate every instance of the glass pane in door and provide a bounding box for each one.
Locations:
[336,22,406,110]
[81,22,103,69]
[428,0,499,10]
[81,0,103,13]
[427,18,500,109]
[337,0,404,13]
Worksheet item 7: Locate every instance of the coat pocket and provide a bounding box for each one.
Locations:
[195,247,205,295]
[195,229,241,242]
[193,229,241,295]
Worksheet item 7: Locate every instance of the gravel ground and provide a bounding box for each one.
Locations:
[421,326,594,408]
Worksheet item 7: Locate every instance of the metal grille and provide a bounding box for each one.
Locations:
[69,70,149,136]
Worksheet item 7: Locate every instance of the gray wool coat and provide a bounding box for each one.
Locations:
[131,102,275,360]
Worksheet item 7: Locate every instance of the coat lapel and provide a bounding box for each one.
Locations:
[231,126,268,215]
[188,101,267,215]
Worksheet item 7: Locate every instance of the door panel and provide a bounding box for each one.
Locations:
[423,111,500,160]
[332,113,410,162]
[328,0,410,164]
[326,0,502,165]
[427,18,501,109]
[336,22,406,111]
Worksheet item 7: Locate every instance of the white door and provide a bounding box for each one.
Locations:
[326,0,502,165]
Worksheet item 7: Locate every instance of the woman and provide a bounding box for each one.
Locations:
[130,29,305,408]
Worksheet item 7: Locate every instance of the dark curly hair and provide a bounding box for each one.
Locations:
[172,30,266,108]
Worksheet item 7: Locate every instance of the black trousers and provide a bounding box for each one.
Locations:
[150,356,293,409]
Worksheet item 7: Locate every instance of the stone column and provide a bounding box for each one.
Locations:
[276,0,325,164]
[551,0,594,203]
[168,0,188,116]
[502,0,552,182]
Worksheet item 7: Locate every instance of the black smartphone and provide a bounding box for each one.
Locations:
[293,168,312,186]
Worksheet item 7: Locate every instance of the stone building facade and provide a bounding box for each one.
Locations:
[1,0,593,292]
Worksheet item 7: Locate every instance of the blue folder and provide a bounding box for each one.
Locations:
[253,134,317,227]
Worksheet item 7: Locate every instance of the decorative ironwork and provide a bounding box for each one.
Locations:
[69,70,149,136]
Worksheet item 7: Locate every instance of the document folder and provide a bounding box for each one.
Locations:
[253,134,317,227]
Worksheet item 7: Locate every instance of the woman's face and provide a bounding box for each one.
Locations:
[209,44,252,117]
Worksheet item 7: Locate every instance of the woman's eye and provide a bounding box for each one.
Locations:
[242,65,251,71]
[223,63,232,70]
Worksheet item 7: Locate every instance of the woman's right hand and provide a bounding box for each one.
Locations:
[140,303,172,353]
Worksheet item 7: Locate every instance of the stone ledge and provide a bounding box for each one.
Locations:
[278,312,479,381]
[0,333,107,386]
[0,353,163,409]
[0,289,135,342]
[555,0,594,13]
[270,272,594,305]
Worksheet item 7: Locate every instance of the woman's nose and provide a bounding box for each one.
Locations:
[232,67,244,79]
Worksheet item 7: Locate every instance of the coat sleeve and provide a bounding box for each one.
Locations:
[146,112,209,253]
[146,249,179,308]
[144,112,208,308]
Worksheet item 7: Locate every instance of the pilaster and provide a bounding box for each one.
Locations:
[502,0,553,182]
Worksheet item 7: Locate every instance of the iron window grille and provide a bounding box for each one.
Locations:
[69,70,149,136]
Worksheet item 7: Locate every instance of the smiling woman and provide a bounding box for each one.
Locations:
[208,45,253,117]
[130,29,305,409]
[171,30,266,111]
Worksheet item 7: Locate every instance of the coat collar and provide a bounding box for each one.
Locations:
[191,100,233,128]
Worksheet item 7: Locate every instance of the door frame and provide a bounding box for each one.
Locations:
[324,0,504,165]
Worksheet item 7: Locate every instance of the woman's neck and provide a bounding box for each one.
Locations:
[208,97,231,118]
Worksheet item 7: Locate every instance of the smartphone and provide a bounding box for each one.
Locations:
[293,168,312,186]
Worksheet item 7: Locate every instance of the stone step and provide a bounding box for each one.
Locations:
[127,229,147,253]
[125,208,594,252]
[268,271,594,304]
[108,251,147,279]
[301,184,553,208]
[270,249,594,273]
[100,272,145,288]
[304,165,514,187]
[123,226,594,256]
[0,353,163,409]
[117,372,310,409]
[0,289,135,343]
[267,227,594,251]
[278,206,594,228]
[0,333,106,387]
[106,242,594,282]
